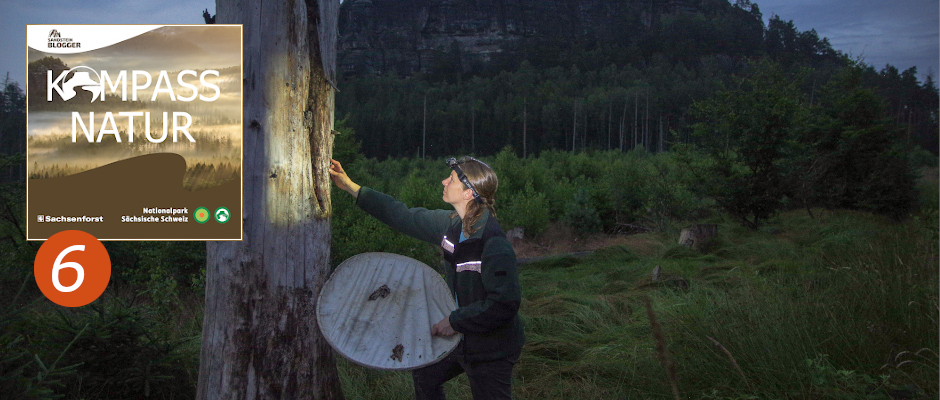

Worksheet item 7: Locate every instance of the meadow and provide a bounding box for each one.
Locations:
[338,206,938,399]
[330,149,938,400]
[0,147,936,399]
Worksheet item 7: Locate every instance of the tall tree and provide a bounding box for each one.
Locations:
[197,0,344,399]
[809,65,918,219]
[0,77,25,183]
[680,60,805,229]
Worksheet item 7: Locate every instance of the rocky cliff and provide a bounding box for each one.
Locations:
[338,0,704,77]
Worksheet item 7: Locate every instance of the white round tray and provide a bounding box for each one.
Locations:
[317,252,461,370]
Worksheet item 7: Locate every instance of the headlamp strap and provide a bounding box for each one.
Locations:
[446,158,484,204]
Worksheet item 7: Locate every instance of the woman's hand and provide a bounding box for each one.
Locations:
[431,316,457,337]
[329,159,361,197]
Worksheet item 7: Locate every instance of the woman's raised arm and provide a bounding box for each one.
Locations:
[329,159,361,198]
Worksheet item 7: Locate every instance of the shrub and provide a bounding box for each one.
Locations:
[643,153,706,231]
[33,301,200,400]
[398,170,441,210]
[503,181,550,237]
[563,188,602,236]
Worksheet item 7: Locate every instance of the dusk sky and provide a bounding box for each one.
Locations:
[2,0,938,87]
[756,0,938,80]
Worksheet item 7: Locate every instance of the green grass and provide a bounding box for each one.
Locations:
[3,201,936,399]
[337,208,938,399]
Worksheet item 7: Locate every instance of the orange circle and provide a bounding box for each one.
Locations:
[34,230,111,307]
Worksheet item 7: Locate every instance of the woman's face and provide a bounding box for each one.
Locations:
[442,170,470,205]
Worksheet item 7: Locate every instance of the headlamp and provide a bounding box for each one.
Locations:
[445,157,484,204]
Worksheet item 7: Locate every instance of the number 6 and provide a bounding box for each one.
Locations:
[53,245,85,293]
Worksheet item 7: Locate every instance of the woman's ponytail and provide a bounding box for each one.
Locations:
[453,157,498,236]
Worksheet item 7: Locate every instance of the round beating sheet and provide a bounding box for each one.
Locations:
[317,252,461,370]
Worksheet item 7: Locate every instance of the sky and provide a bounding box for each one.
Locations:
[2,0,213,87]
[1,0,938,87]
[756,0,939,81]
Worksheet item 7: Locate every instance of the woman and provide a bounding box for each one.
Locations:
[329,156,524,400]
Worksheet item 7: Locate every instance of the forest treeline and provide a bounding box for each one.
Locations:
[331,53,932,234]
[329,101,936,267]
[335,2,938,160]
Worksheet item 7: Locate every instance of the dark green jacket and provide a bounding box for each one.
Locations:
[356,187,525,362]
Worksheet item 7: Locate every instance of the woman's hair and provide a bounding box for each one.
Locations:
[453,156,498,236]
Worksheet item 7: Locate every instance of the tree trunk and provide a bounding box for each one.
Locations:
[619,98,627,151]
[422,94,427,159]
[572,100,578,153]
[606,103,611,151]
[633,93,638,149]
[197,0,344,399]
[470,103,475,153]
[522,98,527,158]
[644,91,649,149]
[658,114,663,153]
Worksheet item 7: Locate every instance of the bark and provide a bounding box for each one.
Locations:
[197,0,344,399]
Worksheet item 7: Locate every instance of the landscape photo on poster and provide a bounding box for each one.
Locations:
[26,25,242,240]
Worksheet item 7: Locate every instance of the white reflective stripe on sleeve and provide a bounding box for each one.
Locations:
[456,261,482,273]
[442,236,455,253]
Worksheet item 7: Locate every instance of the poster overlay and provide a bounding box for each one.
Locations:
[26,25,243,240]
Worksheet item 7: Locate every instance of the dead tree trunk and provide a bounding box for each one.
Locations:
[198,0,344,399]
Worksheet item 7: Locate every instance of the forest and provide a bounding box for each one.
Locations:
[334,2,937,161]
[0,0,938,398]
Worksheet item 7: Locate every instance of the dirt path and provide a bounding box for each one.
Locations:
[511,225,667,260]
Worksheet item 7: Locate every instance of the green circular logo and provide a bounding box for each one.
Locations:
[214,207,231,224]
[194,207,210,224]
